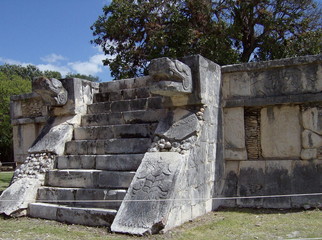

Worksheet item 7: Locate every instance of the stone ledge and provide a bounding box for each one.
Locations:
[10,92,39,101]
[11,116,48,126]
[224,92,322,108]
[221,54,322,73]
[225,159,308,162]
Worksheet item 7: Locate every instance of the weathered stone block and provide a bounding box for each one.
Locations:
[147,97,163,109]
[98,171,135,188]
[301,107,322,134]
[29,122,73,156]
[224,107,246,149]
[96,154,143,171]
[28,202,57,220]
[291,160,322,208]
[122,109,168,124]
[82,112,122,126]
[222,57,322,99]
[155,111,200,141]
[261,105,301,158]
[134,76,149,88]
[224,148,247,160]
[226,72,252,98]
[87,102,111,114]
[75,189,126,209]
[66,138,151,155]
[99,80,119,92]
[301,148,318,160]
[29,203,116,227]
[37,187,75,205]
[119,78,135,89]
[220,161,239,207]
[263,160,292,208]
[56,155,96,169]
[37,187,126,209]
[237,161,265,207]
[0,178,42,216]
[135,87,150,98]
[46,170,101,188]
[302,129,322,149]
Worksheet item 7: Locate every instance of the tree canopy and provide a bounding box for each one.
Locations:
[65,73,100,82]
[91,0,322,79]
[0,64,61,162]
[0,64,62,81]
[0,71,31,162]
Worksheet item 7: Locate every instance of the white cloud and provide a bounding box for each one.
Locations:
[0,57,31,66]
[68,54,105,76]
[40,53,67,63]
[0,52,108,79]
[36,64,70,76]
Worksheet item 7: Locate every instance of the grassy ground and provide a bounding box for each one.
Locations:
[0,172,321,239]
[0,208,321,240]
[0,171,13,192]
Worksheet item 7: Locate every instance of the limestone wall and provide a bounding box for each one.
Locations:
[221,55,322,208]
[10,93,48,165]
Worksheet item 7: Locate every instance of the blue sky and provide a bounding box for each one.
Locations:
[0,0,112,81]
[1,1,321,82]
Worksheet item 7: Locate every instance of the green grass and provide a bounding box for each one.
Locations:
[0,171,13,192]
[0,172,321,239]
[0,208,321,240]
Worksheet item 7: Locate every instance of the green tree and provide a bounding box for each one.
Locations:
[0,72,31,162]
[65,73,100,82]
[0,64,62,162]
[43,70,62,79]
[91,0,321,79]
[216,0,322,62]
[0,64,62,81]
[91,0,238,79]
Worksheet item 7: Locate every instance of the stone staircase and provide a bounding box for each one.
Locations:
[28,77,166,226]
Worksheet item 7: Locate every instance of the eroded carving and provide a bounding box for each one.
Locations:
[131,156,177,199]
[148,108,202,154]
[149,57,192,96]
[32,77,68,106]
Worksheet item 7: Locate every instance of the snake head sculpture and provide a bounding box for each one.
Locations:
[32,77,68,107]
[148,57,192,96]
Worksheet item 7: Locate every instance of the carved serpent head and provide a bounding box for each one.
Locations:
[32,77,68,107]
[148,57,192,96]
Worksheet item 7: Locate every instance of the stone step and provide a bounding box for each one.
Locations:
[74,124,157,140]
[99,76,149,93]
[81,109,167,127]
[94,87,151,103]
[37,187,126,209]
[57,154,144,171]
[28,203,116,227]
[65,138,151,155]
[46,170,135,188]
[88,97,163,114]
